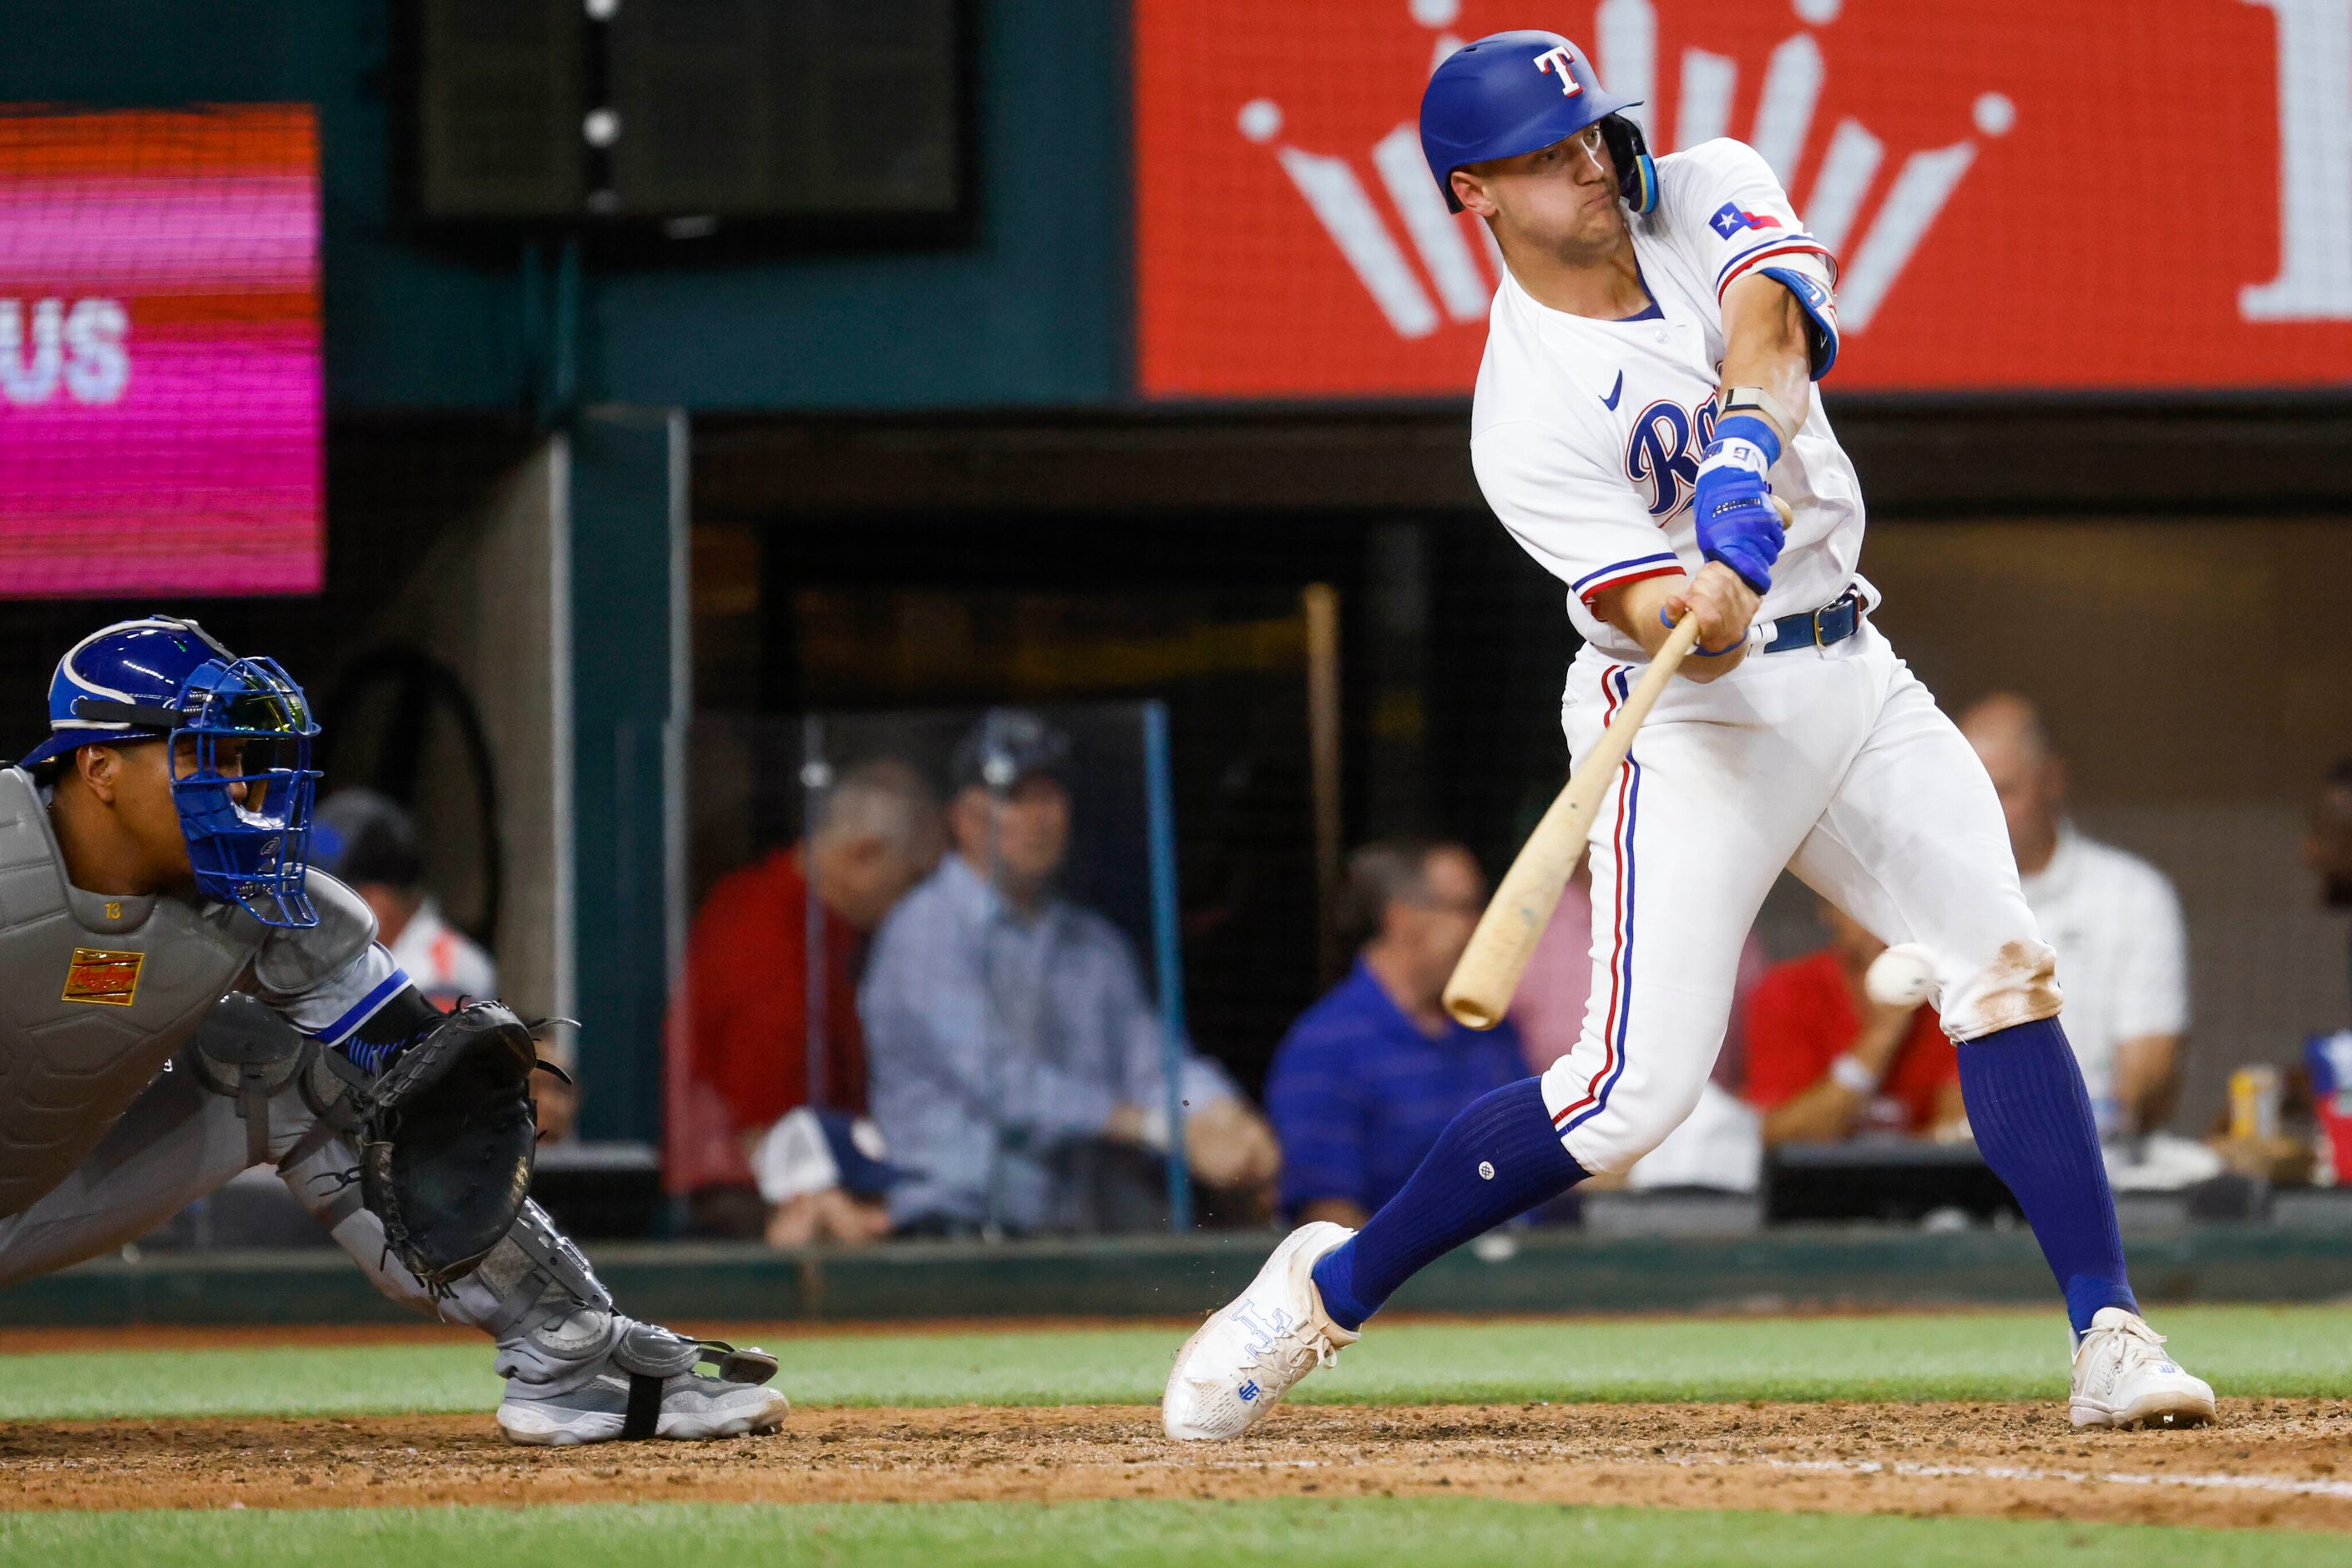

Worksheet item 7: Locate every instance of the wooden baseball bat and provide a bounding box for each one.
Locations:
[1443,498,1791,1030]
[1441,612,1700,1029]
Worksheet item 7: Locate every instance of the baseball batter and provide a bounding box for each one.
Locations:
[0,616,787,1444]
[1166,31,2213,1437]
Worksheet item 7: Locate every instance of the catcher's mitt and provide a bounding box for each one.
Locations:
[357,999,551,1288]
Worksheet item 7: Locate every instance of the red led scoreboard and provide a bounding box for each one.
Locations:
[0,106,321,598]
[1136,0,2352,398]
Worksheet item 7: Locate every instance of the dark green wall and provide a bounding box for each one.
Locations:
[1,1,524,408]
[568,409,684,1144]
[592,4,1128,408]
[1,1,1127,412]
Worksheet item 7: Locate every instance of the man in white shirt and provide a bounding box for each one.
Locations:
[1961,695,2188,1140]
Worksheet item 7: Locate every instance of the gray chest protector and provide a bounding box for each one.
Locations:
[0,766,266,1218]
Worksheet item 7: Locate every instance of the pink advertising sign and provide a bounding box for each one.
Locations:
[0,106,321,598]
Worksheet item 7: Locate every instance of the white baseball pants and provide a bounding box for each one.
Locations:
[1539,621,2061,1176]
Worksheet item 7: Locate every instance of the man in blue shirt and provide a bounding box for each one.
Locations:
[860,711,1279,1234]
[1266,839,1525,1226]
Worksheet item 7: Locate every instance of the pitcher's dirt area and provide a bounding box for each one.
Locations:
[5,1400,2349,1532]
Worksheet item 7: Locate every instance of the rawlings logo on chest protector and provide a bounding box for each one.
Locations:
[62,947,144,1005]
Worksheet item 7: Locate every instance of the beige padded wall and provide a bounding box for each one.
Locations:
[368,440,573,1052]
[1858,518,2352,1130]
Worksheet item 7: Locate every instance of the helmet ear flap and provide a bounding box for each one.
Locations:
[1600,115,1657,215]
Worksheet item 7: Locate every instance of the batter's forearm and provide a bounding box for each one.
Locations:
[1601,574,1686,658]
[1595,567,1758,682]
[1718,272,1813,441]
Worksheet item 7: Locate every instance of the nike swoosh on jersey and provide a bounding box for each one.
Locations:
[1601,372,1624,411]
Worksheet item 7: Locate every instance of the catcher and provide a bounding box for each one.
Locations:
[0,616,787,1445]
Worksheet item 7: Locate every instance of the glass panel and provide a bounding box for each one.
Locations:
[672,702,1196,1242]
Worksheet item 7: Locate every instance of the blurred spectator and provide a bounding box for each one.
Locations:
[1962,694,2188,1138]
[860,709,1278,1235]
[311,789,496,1008]
[1744,898,1963,1146]
[2305,756,2352,1009]
[310,790,572,1141]
[665,758,945,1238]
[1265,839,1523,1227]
[1513,849,1769,1085]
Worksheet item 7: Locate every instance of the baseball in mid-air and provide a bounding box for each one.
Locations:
[1864,942,1939,1008]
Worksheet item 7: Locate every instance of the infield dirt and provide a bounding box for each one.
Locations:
[5,1400,2347,1533]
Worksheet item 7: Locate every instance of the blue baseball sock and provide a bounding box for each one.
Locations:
[1311,1077,1586,1332]
[1956,1017,2137,1336]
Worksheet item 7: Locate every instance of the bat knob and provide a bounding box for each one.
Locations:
[1442,990,1504,1031]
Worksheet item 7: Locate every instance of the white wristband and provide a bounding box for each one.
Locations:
[1828,1054,1881,1095]
[1137,1105,1173,1153]
[1700,436,1774,476]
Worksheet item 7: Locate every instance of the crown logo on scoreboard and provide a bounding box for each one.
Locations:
[1237,0,2013,342]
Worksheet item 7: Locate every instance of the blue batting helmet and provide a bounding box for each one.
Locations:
[19,615,322,928]
[1419,30,1657,215]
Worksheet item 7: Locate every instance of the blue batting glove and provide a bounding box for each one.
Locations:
[1692,413,1784,594]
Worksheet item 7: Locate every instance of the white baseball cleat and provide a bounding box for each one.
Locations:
[1163,1222,1359,1441]
[2068,1307,2216,1430]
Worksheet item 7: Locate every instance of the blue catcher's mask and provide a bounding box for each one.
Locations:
[166,656,322,928]
[18,616,324,928]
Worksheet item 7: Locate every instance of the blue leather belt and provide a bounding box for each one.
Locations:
[1760,588,1864,654]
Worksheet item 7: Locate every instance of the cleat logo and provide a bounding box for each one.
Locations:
[1232,1302,1294,1358]
[1238,1380,1262,1402]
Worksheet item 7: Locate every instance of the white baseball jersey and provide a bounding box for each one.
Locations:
[1454,139,2066,1179]
[1471,138,1861,660]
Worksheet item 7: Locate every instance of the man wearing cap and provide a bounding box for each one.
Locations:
[859,709,1281,1234]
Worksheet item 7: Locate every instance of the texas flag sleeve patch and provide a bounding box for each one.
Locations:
[1708,200,1785,239]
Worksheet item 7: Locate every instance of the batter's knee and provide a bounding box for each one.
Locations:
[1555,1075,1708,1178]
[1944,938,2063,1041]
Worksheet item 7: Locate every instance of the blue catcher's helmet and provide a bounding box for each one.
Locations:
[1419,30,1657,215]
[18,616,322,928]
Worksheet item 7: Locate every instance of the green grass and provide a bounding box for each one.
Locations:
[1,1500,2342,1568]
[3,1304,2349,1422]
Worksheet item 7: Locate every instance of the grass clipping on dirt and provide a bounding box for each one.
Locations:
[2,1499,2344,1567]
[2,1304,2348,1422]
